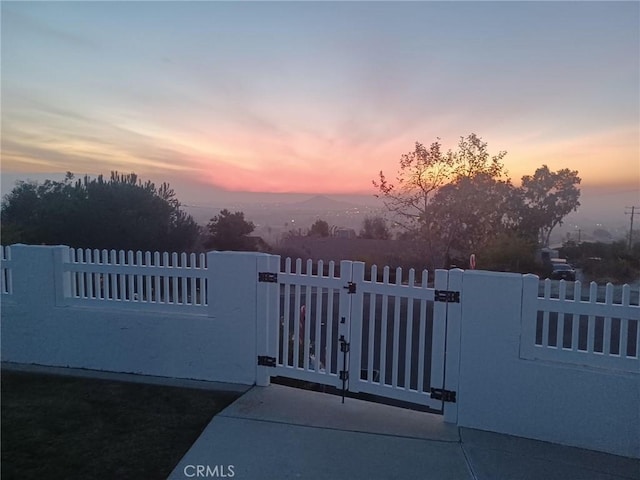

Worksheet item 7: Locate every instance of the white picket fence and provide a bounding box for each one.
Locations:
[1,246,12,295]
[1,243,637,378]
[63,248,208,313]
[521,276,639,372]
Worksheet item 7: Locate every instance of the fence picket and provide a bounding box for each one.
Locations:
[392,267,402,388]
[77,249,85,298]
[367,265,377,383]
[542,280,551,347]
[404,269,415,390]
[170,253,176,302]
[556,281,567,348]
[69,248,77,297]
[100,250,109,299]
[181,253,187,304]
[189,253,197,304]
[154,252,161,302]
[282,258,291,367]
[620,285,630,356]
[162,253,170,303]
[325,261,335,374]
[314,260,323,372]
[417,270,428,393]
[587,283,597,353]
[603,283,613,355]
[379,266,390,385]
[571,282,581,351]
[109,250,117,300]
[293,259,302,368]
[303,259,313,371]
[84,248,94,298]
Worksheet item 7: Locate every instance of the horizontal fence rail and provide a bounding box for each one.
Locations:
[522,276,640,372]
[62,248,208,313]
[1,246,12,295]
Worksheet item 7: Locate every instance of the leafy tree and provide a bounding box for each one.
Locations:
[374,134,583,270]
[477,231,538,273]
[592,229,613,241]
[374,134,512,268]
[359,216,391,240]
[1,172,199,252]
[373,138,455,268]
[205,209,255,251]
[429,173,516,262]
[308,219,330,237]
[560,240,639,284]
[451,133,508,180]
[518,165,581,246]
[373,139,454,233]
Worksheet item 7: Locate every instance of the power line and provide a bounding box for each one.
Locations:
[624,206,640,250]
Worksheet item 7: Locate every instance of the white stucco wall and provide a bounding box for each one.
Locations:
[455,270,639,459]
[1,246,274,385]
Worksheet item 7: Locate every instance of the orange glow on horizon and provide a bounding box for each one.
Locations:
[2,123,637,196]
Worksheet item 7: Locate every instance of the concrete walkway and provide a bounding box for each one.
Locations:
[168,384,639,480]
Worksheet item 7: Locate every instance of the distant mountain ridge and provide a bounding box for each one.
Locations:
[288,195,357,210]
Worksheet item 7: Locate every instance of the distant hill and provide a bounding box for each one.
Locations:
[289,195,357,211]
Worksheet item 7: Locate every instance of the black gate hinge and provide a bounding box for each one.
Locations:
[339,370,349,381]
[430,387,457,403]
[434,290,460,303]
[258,272,278,283]
[257,355,276,367]
[344,282,356,294]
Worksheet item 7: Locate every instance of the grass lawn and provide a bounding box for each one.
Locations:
[1,370,241,480]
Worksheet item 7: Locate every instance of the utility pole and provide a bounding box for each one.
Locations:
[625,206,640,250]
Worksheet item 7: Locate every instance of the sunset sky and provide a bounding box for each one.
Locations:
[2,1,639,201]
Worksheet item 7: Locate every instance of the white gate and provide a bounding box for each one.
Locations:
[269,258,461,412]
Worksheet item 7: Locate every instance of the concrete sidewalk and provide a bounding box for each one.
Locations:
[168,384,639,480]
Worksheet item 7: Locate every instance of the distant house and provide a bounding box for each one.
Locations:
[536,247,559,264]
[277,236,419,270]
[334,228,357,239]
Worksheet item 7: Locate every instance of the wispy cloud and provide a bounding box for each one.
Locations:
[1,1,637,195]
[1,4,100,51]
